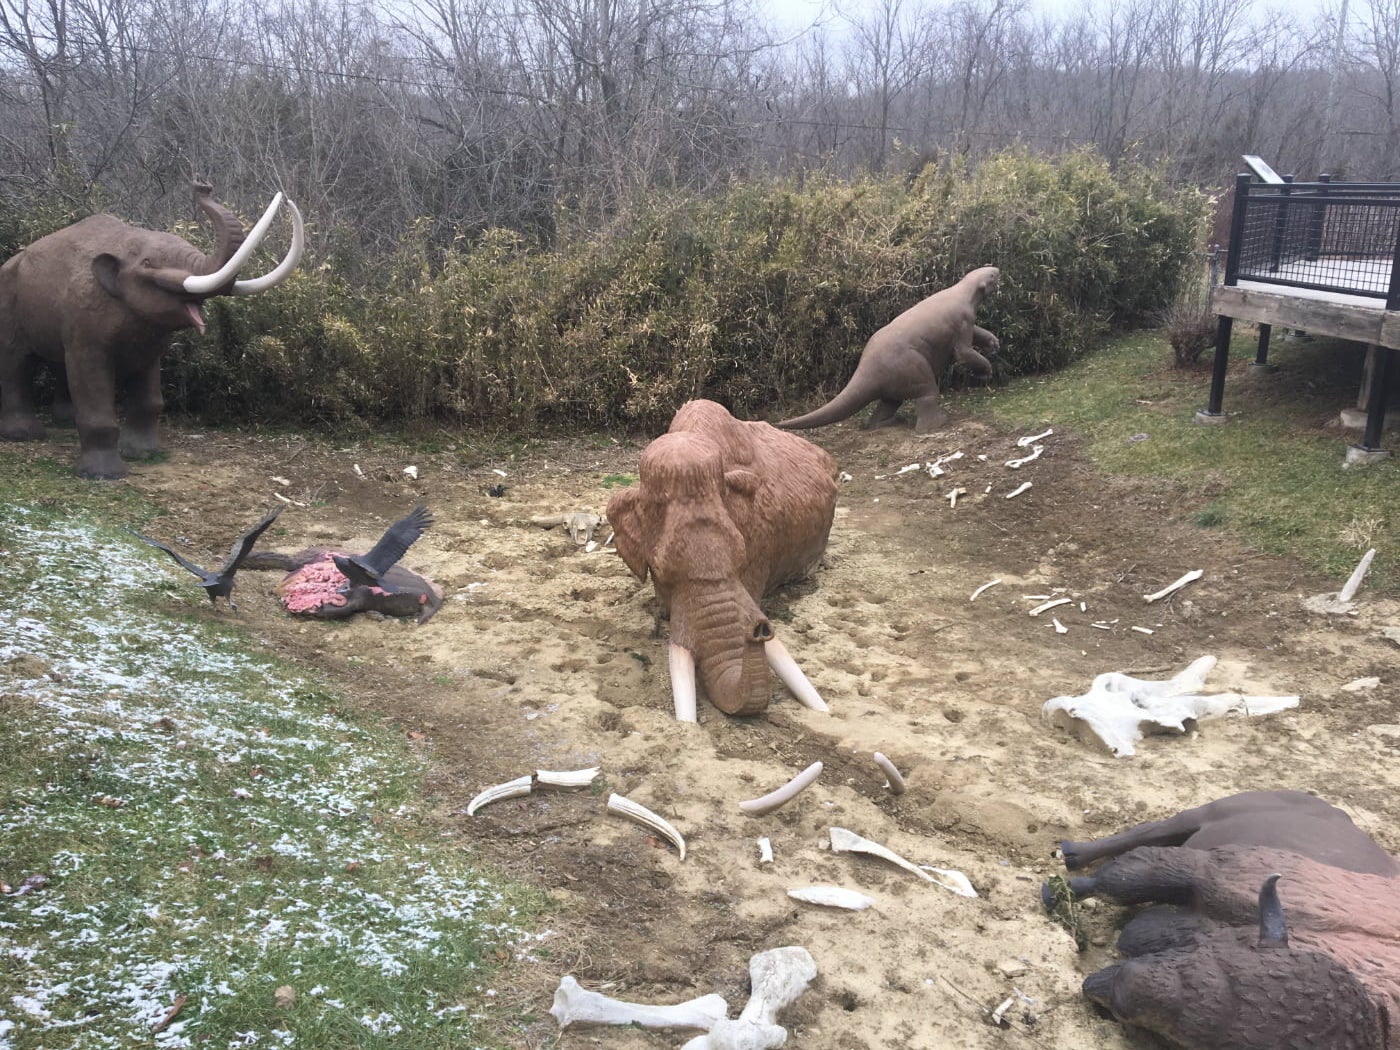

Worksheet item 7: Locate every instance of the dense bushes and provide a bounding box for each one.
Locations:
[10,148,1209,433]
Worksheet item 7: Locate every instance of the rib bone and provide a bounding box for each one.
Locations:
[466,774,532,815]
[549,975,727,1031]
[607,793,686,860]
[739,761,823,815]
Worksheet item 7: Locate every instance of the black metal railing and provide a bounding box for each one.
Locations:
[1223,172,1400,309]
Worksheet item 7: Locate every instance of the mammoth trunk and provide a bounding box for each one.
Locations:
[669,589,773,717]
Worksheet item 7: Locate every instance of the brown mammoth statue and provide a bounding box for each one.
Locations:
[0,182,304,479]
[607,400,838,719]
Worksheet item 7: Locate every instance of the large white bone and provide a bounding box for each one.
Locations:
[680,947,818,1050]
[739,761,823,815]
[1042,656,1300,757]
[607,792,687,860]
[764,638,828,712]
[1339,548,1377,602]
[1143,568,1203,603]
[829,826,934,882]
[549,975,727,1031]
[183,193,284,294]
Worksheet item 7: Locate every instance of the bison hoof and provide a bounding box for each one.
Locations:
[0,419,46,441]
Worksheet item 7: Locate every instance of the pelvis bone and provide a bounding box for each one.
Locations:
[607,400,838,719]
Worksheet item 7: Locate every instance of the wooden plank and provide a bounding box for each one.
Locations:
[1211,285,1392,347]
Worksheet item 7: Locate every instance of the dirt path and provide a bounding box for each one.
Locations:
[54,410,1400,1049]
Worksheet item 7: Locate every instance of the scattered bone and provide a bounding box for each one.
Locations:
[1052,617,1068,634]
[873,753,907,795]
[491,468,508,476]
[740,761,824,815]
[1018,428,1053,447]
[1130,626,1154,635]
[536,767,600,788]
[829,826,937,884]
[1005,445,1043,469]
[984,483,993,494]
[838,471,853,483]
[567,512,601,544]
[1342,677,1381,692]
[549,975,727,1031]
[1041,655,1301,757]
[1029,598,1073,617]
[681,947,818,1050]
[1079,601,1086,612]
[765,638,828,712]
[352,463,365,478]
[758,837,774,864]
[946,487,966,508]
[916,866,978,897]
[1023,594,1053,600]
[895,463,922,475]
[1340,547,1378,603]
[608,793,687,860]
[466,774,533,815]
[1005,482,1032,499]
[926,451,965,477]
[270,475,291,486]
[970,579,1002,601]
[1143,569,1203,603]
[787,886,875,910]
[402,465,419,480]
[990,995,1016,1027]
[1090,622,1115,630]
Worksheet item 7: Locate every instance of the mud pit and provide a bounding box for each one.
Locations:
[81,414,1400,1047]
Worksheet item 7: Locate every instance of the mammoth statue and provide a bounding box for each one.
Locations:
[1046,791,1400,1049]
[607,400,838,720]
[0,182,304,479]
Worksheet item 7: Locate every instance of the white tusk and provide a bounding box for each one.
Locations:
[757,837,774,864]
[536,767,599,788]
[872,752,906,795]
[466,773,532,815]
[669,643,698,723]
[607,793,686,860]
[829,826,933,882]
[681,947,818,1050]
[764,638,828,712]
[970,578,1002,601]
[786,886,875,910]
[183,192,284,294]
[232,199,306,295]
[1339,548,1377,602]
[739,761,823,815]
[1143,568,1203,603]
[549,975,727,1031]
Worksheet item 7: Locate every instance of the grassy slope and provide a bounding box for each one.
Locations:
[967,329,1399,591]
[0,457,545,1049]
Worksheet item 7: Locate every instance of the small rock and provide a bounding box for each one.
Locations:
[274,985,296,1010]
[996,959,1028,978]
[1342,677,1381,692]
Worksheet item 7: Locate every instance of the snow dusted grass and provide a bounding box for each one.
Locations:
[0,489,546,1048]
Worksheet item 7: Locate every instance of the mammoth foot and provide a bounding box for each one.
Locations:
[0,418,46,441]
[76,448,129,480]
[119,430,164,459]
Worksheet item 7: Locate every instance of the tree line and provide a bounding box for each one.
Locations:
[0,0,1394,246]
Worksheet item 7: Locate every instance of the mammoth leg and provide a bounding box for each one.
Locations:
[1116,906,1219,957]
[1061,810,1207,870]
[0,350,46,441]
[1066,846,1220,907]
[912,390,948,434]
[118,364,164,459]
[50,363,75,425]
[863,398,902,429]
[971,326,999,355]
[65,347,126,479]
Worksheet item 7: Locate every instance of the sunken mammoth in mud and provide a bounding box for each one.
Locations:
[0,182,303,479]
[607,400,838,718]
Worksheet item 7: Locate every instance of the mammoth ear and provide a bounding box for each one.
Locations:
[92,254,123,299]
[605,487,653,583]
[724,469,761,497]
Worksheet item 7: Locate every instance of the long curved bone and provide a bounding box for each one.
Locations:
[739,761,823,815]
[681,947,818,1050]
[183,193,285,294]
[873,753,906,794]
[607,793,686,860]
[830,826,934,882]
[232,199,305,295]
[466,774,532,815]
[764,638,828,712]
[670,643,698,723]
[549,975,727,1031]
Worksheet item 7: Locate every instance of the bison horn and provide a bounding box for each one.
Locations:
[764,638,828,712]
[183,192,285,295]
[1258,873,1288,947]
[232,199,305,295]
[669,643,698,723]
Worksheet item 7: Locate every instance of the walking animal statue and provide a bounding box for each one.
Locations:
[1044,791,1400,1049]
[607,400,838,720]
[0,182,304,478]
[777,266,1000,435]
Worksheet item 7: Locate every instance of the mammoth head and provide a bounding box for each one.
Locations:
[608,432,824,720]
[90,182,305,333]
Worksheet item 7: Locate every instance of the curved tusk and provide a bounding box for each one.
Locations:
[536,767,600,788]
[765,638,827,712]
[607,792,686,860]
[669,643,698,723]
[873,752,907,795]
[232,198,305,295]
[739,761,823,815]
[184,192,284,295]
[466,773,532,815]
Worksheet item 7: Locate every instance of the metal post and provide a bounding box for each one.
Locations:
[1254,324,1272,367]
[1268,174,1294,274]
[1359,346,1392,452]
[1306,173,1330,262]
[1196,315,1234,423]
[1387,223,1400,311]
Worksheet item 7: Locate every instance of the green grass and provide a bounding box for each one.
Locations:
[0,484,546,1047]
[967,329,1399,590]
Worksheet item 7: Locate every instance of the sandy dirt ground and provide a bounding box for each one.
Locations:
[28,407,1400,1050]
